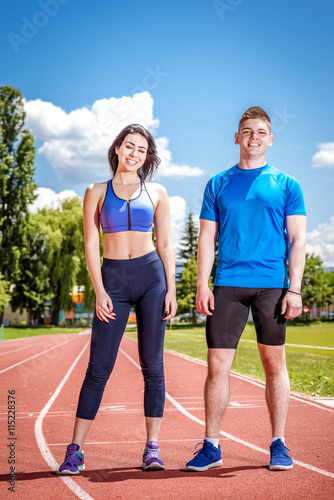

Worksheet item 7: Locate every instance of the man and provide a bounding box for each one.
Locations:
[185,106,306,472]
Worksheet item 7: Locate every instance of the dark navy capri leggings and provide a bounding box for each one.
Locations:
[76,251,167,420]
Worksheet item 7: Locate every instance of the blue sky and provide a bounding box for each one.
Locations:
[2,0,334,265]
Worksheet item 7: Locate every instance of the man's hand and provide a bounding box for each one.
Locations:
[196,285,215,316]
[281,291,302,319]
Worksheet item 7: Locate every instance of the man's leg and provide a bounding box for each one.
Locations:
[257,343,290,437]
[205,348,236,438]
[252,288,293,470]
[185,348,237,471]
[185,286,249,471]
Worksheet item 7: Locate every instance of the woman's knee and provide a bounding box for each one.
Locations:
[141,361,164,385]
[82,366,110,391]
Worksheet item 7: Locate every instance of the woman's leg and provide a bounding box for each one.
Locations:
[74,301,131,428]
[136,258,167,442]
[71,417,93,452]
[145,416,163,442]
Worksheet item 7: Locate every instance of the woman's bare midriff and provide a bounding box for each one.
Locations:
[103,231,155,259]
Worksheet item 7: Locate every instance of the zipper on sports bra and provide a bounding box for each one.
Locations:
[127,200,131,230]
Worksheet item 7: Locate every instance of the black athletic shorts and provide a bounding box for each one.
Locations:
[206,287,288,349]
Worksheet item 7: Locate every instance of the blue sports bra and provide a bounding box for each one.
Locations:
[99,179,154,233]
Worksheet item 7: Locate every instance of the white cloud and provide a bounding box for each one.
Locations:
[24,92,203,183]
[169,196,187,253]
[306,216,334,267]
[156,137,203,178]
[29,187,79,214]
[312,142,334,169]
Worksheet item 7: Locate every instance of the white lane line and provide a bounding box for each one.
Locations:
[239,339,334,351]
[0,330,89,345]
[0,336,36,344]
[0,339,48,357]
[35,339,94,500]
[0,336,78,374]
[120,344,334,479]
[166,334,334,351]
[166,349,334,413]
[230,370,334,413]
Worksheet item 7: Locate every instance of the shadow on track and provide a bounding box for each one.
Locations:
[0,465,267,483]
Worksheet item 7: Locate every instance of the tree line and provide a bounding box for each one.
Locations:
[1,85,333,326]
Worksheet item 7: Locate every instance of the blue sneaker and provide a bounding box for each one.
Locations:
[141,441,165,471]
[269,439,293,470]
[57,443,85,475]
[185,440,222,471]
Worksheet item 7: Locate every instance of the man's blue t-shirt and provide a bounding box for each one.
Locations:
[199,163,306,288]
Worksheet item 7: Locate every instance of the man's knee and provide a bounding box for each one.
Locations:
[207,349,235,380]
[259,345,287,377]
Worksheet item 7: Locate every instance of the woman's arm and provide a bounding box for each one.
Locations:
[83,183,115,323]
[152,184,177,320]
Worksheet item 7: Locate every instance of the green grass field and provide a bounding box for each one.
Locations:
[2,326,84,340]
[129,323,334,397]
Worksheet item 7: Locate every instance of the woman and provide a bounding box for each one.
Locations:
[58,124,177,474]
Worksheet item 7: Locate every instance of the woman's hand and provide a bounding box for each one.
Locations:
[163,290,177,321]
[96,291,116,323]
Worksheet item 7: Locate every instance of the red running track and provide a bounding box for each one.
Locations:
[0,332,333,499]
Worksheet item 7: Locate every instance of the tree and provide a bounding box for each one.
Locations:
[0,85,37,322]
[178,211,198,262]
[10,195,98,325]
[35,196,103,325]
[324,270,334,314]
[176,255,198,327]
[9,214,52,324]
[36,197,85,325]
[301,254,332,310]
[75,205,103,314]
[177,210,218,280]
[176,212,199,324]
[176,255,213,327]
[0,273,10,319]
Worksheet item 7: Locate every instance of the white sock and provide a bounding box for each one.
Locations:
[204,437,219,449]
[271,437,285,444]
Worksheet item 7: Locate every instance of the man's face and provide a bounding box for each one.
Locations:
[235,118,273,158]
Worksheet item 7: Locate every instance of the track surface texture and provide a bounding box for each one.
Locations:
[1,332,333,499]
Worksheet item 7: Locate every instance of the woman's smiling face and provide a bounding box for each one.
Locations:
[115,133,148,172]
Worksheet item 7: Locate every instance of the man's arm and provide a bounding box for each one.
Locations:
[196,219,218,315]
[281,214,306,319]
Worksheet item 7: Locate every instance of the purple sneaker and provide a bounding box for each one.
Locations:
[57,443,85,475]
[141,441,165,471]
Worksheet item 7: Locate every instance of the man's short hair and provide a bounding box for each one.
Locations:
[238,106,271,133]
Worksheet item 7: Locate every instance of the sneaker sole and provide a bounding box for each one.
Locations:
[141,461,165,471]
[57,464,85,475]
[269,464,293,471]
[185,459,223,472]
